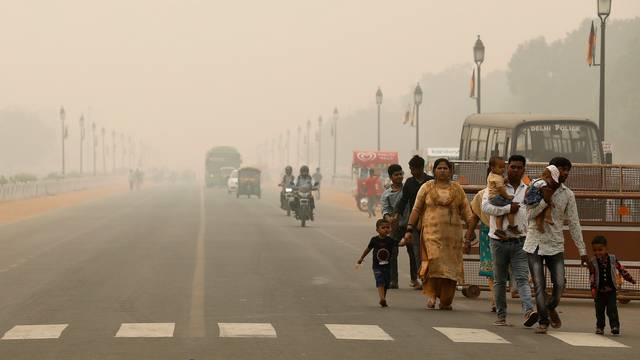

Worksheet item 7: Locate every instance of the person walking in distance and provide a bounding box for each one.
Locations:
[524,157,589,334]
[364,168,381,218]
[394,155,433,289]
[312,167,323,200]
[481,155,538,327]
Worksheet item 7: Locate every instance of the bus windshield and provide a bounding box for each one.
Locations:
[514,122,601,163]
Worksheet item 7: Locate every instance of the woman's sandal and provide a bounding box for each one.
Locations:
[426,299,436,309]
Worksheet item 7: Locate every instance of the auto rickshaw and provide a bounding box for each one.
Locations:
[236,167,261,198]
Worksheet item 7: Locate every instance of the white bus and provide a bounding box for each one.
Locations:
[459,113,603,164]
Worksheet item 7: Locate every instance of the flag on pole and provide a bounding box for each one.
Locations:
[64,126,69,139]
[403,108,411,125]
[587,21,597,66]
[470,68,476,98]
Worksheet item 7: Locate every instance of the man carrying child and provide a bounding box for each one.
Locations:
[482,155,538,327]
[524,157,589,334]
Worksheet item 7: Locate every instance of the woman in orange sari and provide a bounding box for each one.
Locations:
[403,158,474,310]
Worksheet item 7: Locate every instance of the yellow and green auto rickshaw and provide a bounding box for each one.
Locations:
[236,167,261,199]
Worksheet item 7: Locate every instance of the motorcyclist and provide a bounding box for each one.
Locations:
[279,166,295,209]
[294,165,316,220]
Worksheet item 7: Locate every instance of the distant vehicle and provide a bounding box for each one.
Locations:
[227,169,239,194]
[205,146,242,187]
[352,151,398,212]
[236,167,261,198]
[459,113,604,164]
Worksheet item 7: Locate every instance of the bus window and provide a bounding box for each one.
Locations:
[468,126,480,160]
[487,129,507,158]
[460,126,469,159]
[477,127,489,161]
[514,123,602,163]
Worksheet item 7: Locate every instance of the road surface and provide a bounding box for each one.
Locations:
[0,184,638,359]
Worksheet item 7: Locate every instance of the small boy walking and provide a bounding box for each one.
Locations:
[589,236,636,335]
[357,219,407,307]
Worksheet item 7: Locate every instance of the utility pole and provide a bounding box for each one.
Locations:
[101,127,106,174]
[306,120,311,165]
[60,107,66,176]
[92,122,97,176]
[112,130,116,173]
[317,116,322,171]
[79,114,85,174]
[332,107,338,178]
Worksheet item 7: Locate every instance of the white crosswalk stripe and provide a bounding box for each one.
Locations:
[1,324,68,340]
[325,324,393,341]
[115,323,175,338]
[434,327,510,344]
[548,331,629,348]
[218,323,277,338]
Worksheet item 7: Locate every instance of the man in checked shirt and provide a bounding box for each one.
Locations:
[523,157,589,334]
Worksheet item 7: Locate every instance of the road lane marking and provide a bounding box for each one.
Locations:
[2,324,68,340]
[325,324,393,341]
[218,323,277,338]
[188,187,206,338]
[434,327,510,344]
[115,323,175,338]
[548,331,629,347]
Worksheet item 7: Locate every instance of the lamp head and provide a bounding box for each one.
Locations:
[414,83,423,106]
[598,0,612,21]
[474,35,485,64]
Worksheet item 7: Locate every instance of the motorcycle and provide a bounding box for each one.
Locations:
[294,184,317,227]
[282,186,295,216]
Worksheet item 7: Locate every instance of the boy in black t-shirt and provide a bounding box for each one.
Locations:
[357,219,408,307]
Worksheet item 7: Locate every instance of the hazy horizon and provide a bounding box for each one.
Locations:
[2,0,640,175]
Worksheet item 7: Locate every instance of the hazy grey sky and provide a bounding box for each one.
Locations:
[1,0,639,170]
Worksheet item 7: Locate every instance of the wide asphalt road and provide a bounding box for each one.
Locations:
[0,183,638,359]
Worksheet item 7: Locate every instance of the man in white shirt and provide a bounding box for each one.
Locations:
[524,157,588,334]
[482,155,538,327]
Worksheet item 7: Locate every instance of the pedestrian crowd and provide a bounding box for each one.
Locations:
[356,154,634,336]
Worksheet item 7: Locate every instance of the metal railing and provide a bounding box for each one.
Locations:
[0,176,121,202]
[462,256,640,302]
[452,160,640,192]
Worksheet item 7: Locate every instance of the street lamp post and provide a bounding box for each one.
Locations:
[286,129,290,165]
[112,130,116,173]
[92,122,97,176]
[597,0,611,142]
[306,120,311,165]
[376,87,383,151]
[332,107,338,178]
[60,107,66,176]
[79,114,85,174]
[101,127,106,174]
[414,83,423,151]
[317,116,323,171]
[473,35,485,114]
[297,125,301,169]
[120,133,125,170]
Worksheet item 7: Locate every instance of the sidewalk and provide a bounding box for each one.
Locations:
[0,184,128,225]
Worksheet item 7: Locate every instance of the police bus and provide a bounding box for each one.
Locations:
[459,113,604,164]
